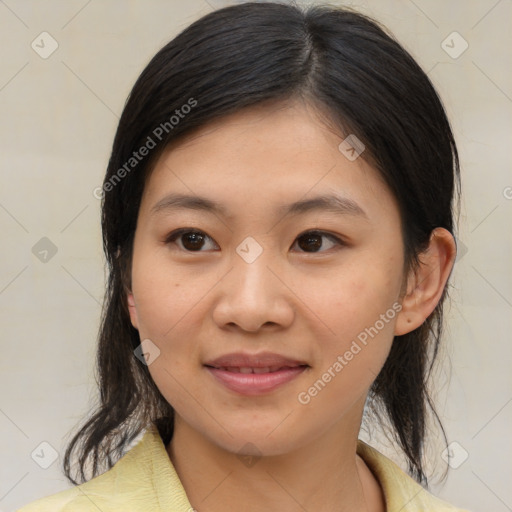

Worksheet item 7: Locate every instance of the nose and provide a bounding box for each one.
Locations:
[211,246,295,333]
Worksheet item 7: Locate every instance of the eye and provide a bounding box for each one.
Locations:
[165,228,344,254]
[165,229,218,252]
[291,230,344,253]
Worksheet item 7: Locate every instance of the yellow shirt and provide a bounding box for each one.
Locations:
[18,424,469,511]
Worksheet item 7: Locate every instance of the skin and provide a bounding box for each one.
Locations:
[127,98,456,512]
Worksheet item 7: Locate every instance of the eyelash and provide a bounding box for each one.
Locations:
[164,228,346,254]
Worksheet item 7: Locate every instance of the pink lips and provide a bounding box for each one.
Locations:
[204,352,309,396]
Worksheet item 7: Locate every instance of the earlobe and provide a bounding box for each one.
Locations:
[394,228,456,336]
[127,292,139,330]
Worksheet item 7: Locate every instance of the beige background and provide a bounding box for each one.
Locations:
[0,1,511,510]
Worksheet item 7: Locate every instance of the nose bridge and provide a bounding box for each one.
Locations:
[212,237,293,331]
[231,238,274,299]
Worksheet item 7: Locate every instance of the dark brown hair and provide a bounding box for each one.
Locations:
[63,1,460,486]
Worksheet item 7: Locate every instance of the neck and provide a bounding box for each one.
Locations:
[166,412,384,512]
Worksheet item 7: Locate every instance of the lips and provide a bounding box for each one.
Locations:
[204,352,309,396]
[204,352,308,371]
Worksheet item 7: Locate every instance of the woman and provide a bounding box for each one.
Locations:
[19,2,469,511]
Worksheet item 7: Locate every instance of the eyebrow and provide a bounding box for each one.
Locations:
[150,192,368,221]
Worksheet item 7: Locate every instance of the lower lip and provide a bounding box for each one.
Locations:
[205,366,307,396]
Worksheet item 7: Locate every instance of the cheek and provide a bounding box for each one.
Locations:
[296,255,401,385]
[302,258,401,335]
[130,251,208,339]
[131,259,206,411]
[295,279,398,415]
[129,249,217,407]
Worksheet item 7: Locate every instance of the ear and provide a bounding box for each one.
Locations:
[127,292,139,330]
[394,227,456,336]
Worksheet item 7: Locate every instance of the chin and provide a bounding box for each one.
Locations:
[202,420,309,458]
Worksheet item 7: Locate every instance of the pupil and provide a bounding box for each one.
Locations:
[183,232,204,251]
[298,233,322,252]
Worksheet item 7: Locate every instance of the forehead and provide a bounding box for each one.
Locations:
[140,100,399,224]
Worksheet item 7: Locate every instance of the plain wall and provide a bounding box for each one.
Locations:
[0,1,511,510]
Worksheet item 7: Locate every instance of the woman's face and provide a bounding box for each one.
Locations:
[127,100,408,456]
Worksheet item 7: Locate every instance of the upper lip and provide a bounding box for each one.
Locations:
[204,352,308,369]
